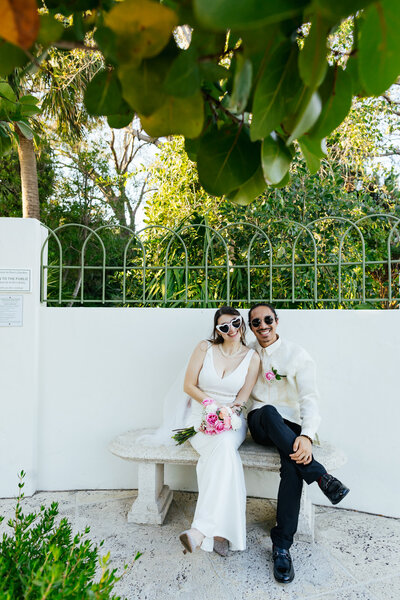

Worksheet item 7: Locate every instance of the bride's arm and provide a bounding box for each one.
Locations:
[230,352,261,409]
[183,340,218,406]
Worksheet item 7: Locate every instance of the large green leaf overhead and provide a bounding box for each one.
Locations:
[104,0,177,66]
[359,0,400,96]
[251,42,299,141]
[194,0,309,30]
[139,92,204,138]
[2,0,400,204]
[261,135,292,185]
[197,126,260,196]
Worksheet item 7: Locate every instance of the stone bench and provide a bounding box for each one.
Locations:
[109,428,347,543]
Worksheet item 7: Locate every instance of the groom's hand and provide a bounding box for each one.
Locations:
[290,436,312,465]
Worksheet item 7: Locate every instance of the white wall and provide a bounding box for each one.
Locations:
[1,218,399,518]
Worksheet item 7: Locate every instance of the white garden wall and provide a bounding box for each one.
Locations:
[1,218,399,518]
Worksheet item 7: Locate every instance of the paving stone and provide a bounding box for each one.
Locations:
[366,576,400,600]
[0,490,398,600]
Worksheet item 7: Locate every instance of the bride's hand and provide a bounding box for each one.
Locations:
[227,401,243,412]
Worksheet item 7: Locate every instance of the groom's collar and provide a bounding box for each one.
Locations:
[257,335,281,356]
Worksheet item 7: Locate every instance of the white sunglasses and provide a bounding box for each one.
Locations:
[216,315,243,334]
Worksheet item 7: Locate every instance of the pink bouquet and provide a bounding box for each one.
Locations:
[172,398,242,445]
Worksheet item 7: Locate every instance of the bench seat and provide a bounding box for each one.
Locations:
[109,428,347,543]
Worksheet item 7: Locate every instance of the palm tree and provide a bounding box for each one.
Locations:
[3,46,102,219]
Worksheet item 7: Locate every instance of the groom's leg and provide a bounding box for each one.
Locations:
[248,405,326,484]
[271,452,303,549]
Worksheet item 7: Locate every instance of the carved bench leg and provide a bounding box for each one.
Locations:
[295,484,315,543]
[127,462,173,525]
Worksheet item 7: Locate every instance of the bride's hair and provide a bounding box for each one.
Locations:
[208,305,247,346]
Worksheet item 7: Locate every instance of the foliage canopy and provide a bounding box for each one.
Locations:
[1,0,400,204]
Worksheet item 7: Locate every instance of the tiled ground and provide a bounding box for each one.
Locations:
[1,490,399,600]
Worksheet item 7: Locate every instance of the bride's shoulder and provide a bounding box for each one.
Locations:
[197,339,211,353]
[248,347,261,364]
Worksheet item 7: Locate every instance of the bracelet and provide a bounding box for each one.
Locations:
[301,434,313,444]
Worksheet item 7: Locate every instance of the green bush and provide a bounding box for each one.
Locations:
[0,472,139,599]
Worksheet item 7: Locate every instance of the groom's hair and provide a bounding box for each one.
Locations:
[248,303,278,325]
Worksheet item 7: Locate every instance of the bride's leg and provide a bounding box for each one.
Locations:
[189,418,247,552]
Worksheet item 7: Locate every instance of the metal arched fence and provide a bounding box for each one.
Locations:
[40,214,400,308]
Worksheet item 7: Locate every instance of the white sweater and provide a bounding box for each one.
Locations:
[249,337,321,440]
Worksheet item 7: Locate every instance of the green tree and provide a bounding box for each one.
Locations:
[0,145,54,217]
[142,135,400,309]
[1,0,400,208]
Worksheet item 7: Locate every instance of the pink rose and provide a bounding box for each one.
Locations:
[215,420,225,432]
[202,398,214,406]
[204,426,216,435]
[218,406,230,419]
[265,371,276,382]
[223,417,232,430]
[206,413,218,427]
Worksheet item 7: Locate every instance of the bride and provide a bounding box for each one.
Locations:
[179,306,260,556]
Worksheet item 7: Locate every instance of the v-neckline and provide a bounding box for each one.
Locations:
[210,346,250,380]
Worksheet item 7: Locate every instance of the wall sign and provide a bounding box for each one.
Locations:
[0,269,31,292]
[0,295,23,327]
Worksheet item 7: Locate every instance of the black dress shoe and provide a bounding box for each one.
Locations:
[272,546,295,584]
[319,473,350,505]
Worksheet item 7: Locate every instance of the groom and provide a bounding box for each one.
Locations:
[247,303,349,584]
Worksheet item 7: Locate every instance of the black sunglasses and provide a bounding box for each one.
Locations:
[250,315,274,328]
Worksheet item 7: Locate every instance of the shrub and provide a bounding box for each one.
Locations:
[0,471,139,599]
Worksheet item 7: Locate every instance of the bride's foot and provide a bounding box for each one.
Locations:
[213,536,229,557]
[179,528,205,554]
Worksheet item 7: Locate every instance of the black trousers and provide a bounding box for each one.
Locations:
[247,404,326,549]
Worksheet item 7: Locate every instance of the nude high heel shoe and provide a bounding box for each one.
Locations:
[179,528,204,554]
[213,537,229,557]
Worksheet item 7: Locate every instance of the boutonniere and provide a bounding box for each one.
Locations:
[265,367,287,382]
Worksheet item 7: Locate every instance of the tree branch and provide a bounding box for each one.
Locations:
[382,94,400,116]
[54,40,98,52]
[128,127,161,147]
[203,91,242,124]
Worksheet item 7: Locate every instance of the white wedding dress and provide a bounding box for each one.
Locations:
[187,343,255,552]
